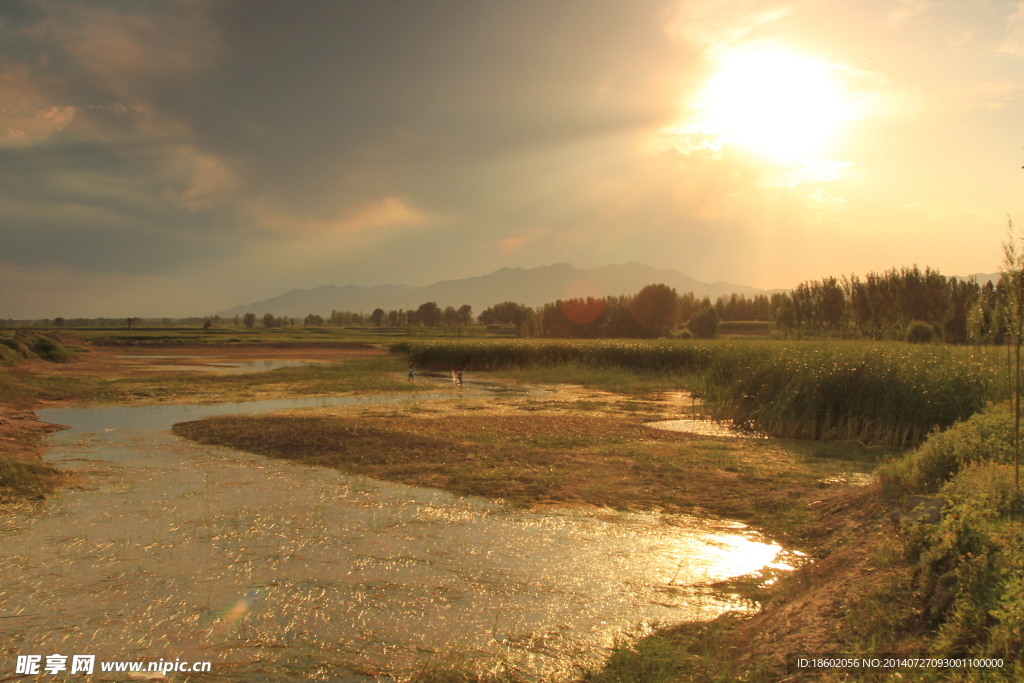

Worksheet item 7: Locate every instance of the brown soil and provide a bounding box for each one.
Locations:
[0,404,69,463]
[731,486,904,670]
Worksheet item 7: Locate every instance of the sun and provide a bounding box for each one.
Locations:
[692,46,848,160]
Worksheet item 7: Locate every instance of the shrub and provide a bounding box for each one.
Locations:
[28,336,73,363]
[905,320,937,343]
[0,337,33,357]
[880,404,1014,496]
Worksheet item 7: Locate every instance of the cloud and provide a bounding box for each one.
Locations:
[887,0,930,26]
[47,0,220,100]
[999,3,1024,56]
[662,0,793,50]
[253,196,435,239]
[176,153,241,213]
[0,64,77,147]
[947,79,1024,112]
[479,229,551,257]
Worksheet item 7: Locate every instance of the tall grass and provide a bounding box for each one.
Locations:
[392,339,1004,447]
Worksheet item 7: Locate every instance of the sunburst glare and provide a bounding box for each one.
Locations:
[679,46,852,161]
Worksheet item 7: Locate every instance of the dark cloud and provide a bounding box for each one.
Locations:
[1,0,689,284]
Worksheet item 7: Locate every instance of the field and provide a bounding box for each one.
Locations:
[2,331,1022,681]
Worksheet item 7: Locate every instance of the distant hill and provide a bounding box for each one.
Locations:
[952,272,999,286]
[215,262,780,318]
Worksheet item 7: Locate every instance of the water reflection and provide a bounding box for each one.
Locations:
[0,399,792,680]
[116,355,325,374]
[644,419,765,439]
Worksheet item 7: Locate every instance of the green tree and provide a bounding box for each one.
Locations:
[770,292,796,339]
[417,302,442,327]
[687,305,719,339]
[370,308,385,326]
[243,313,256,329]
[457,304,473,325]
[630,283,679,338]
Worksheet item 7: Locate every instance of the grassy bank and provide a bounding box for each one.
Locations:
[394,339,1003,447]
[0,330,80,365]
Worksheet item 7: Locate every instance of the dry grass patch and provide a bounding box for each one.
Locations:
[173,405,876,532]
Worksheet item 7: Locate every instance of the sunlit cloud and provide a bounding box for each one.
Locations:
[0,65,77,147]
[887,0,931,26]
[51,0,221,100]
[176,153,241,213]
[998,2,1024,56]
[253,196,435,239]
[662,0,793,50]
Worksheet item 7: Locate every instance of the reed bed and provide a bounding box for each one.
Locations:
[392,339,1004,447]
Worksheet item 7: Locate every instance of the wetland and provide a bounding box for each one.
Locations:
[0,338,903,681]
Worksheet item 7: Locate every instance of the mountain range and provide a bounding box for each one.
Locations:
[216,262,780,319]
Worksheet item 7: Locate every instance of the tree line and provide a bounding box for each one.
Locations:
[768,266,998,343]
[476,284,708,339]
[12,265,999,344]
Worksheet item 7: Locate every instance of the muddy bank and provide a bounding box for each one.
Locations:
[0,405,69,503]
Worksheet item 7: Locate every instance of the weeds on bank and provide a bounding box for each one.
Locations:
[0,457,63,502]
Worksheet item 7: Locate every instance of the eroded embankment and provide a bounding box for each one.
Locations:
[0,406,69,503]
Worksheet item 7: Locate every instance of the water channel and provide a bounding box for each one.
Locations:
[2,390,791,681]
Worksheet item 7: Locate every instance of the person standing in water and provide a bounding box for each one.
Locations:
[408,365,415,381]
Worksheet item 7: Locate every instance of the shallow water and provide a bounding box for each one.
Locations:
[644,419,757,438]
[116,355,325,374]
[1,397,792,681]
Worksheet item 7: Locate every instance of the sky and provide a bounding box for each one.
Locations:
[2,0,1024,318]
